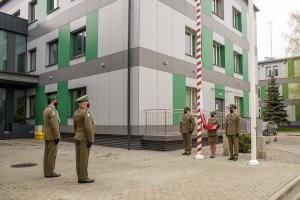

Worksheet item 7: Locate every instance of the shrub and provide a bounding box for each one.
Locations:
[238,134,251,153]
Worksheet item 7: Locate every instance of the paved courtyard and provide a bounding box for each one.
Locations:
[0,132,299,200]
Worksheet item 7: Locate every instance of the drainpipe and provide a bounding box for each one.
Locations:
[127,0,132,150]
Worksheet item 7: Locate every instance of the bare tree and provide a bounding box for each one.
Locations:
[284,11,300,57]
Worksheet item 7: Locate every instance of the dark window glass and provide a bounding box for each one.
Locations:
[0,88,6,124]
[30,96,35,118]
[30,49,36,71]
[15,34,26,73]
[70,88,86,115]
[73,29,86,57]
[49,40,58,65]
[30,0,37,22]
[13,90,26,124]
[12,10,20,17]
[0,30,7,71]
[48,0,59,12]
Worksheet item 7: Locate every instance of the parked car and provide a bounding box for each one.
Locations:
[262,121,278,136]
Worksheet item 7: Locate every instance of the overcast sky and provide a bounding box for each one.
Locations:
[253,0,300,61]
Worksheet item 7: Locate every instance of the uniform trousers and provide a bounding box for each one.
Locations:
[181,132,192,153]
[44,140,58,176]
[75,140,90,180]
[227,135,239,156]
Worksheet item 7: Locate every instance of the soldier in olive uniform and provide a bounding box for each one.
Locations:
[180,107,196,155]
[73,95,95,184]
[207,111,220,158]
[43,94,61,178]
[225,104,240,161]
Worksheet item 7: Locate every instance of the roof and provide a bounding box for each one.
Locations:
[258,56,300,65]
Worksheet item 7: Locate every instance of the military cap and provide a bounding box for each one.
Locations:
[76,95,89,103]
[48,94,57,101]
[210,111,216,115]
[229,104,237,109]
[184,106,191,111]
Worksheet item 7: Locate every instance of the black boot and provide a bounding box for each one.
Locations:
[233,155,238,161]
[228,156,234,160]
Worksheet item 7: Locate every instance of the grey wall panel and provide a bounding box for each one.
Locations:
[202,12,213,30]
[39,70,59,85]
[173,0,185,16]
[57,67,70,82]
[0,12,27,35]
[86,59,98,76]
[139,48,158,70]
[160,0,173,8]
[213,19,226,37]
[185,62,197,79]
[87,0,99,13]
[173,57,185,76]
[99,0,110,8]
[98,55,110,74]
[157,53,173,73]
[70,1,87,22]
[185,1,196,21]
[110,51,124,72]
[69,62,86,80]
[259,77,300,86]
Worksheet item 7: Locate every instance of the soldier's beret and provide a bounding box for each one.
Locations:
[210,111,216,115]
[230,104,237,109]
[76,95,89,103]
[48,94,57,101]
[184,106,191,111]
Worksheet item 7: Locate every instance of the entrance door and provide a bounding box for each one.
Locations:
[215,98,224,113]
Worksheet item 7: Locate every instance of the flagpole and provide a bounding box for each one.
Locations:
[195,0,204,160]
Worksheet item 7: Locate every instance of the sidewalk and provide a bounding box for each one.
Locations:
[0,133,299,200]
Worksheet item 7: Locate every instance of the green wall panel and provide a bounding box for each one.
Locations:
[201,0,212,16]
[296,105,300,121]
[58,24,70,69]
[215,84,225,100]
[173,74,186,125]
[225,39,234,76]
[242,49,248,81]
[242,91,250,117]
[86,10,99,61]
[37,0,47,24]
[202,26,213,70]
[260,85,266,101]
[242,8,247,40]
[288,59,295,77]
[35,85,46,125]
[282,84,289,100]
[57,81,69,125]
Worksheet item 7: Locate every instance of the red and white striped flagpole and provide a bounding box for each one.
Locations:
[195,0,204,160]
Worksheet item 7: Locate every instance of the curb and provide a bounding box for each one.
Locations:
[267,174,300,200]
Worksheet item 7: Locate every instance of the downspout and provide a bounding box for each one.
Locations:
[127,0,132,150]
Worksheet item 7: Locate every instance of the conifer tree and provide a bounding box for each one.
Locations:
[262,75,289,125]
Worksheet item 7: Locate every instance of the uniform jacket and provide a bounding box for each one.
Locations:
[207,117,219,137]
[43,105,60,140]
[73,107,95,142]
[225,113,240,135]
[180,113,196,133]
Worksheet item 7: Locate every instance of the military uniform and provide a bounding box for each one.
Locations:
[73,95,95,183]
[43,95,61,177]
[179,107,196,155]
[207,117,219,144]
[225,105,240,161]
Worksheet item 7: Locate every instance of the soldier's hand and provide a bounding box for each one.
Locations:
[54,138,60,145]
[87,142,93,148]
[236,133,240,137]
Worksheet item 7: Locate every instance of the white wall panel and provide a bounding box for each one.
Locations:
[140,0,157,52]
[45,83,57,93]
[173,10,185,60]
[202,81,215,113]
[97,73,110,125]
[157,71,172,109]
[70,16,86,32]
[98,6,111,57]
[157,2,172,57]
[110,0,125,54]
[109,70,124,125]
[86,75,98,122]
[68,77,87,89]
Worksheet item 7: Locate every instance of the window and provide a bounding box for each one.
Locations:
[29,0,37,22]
[186,87,197,112]
[234,96,241,115]
[273,65,279,76]
[232,8,242,31]
[213,42,224,67]
[29,49,36,72]
[12,10,20,17]
[0,88,6,123]
[47,0,59,13]
[72,28,86,57]
[266,66,279,77]
[48,40,58,66]
[266,66,272,77]
[0,30,7,71]
[234,52,242,74]
[258,88,261,99]
[29,96,35,118]
[15,34,26,73]
[70,88,86,115]
[185,28,196,57]
[212,0,224,18]
[13,90,26,124]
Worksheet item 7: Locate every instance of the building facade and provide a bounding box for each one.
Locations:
[258,57,300,126]
[0,0,258,147]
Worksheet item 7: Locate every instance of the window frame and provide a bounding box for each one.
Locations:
[69,87,87,116]
[47,0,59,14]
[185,87,197,113]
[29,95,36,118]
[29,48,36,72]
[48,39,58,66]
[185,28,196,57]
[232,7,242,31]
[212,0,224,19]
[71,28,86,58]
[234,52,243,75]
[273,65,279,77]
[29,0,37,23]
[213,42,224,68]
[12,10,20,17]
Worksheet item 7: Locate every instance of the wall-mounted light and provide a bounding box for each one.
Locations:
[100,63,105,67]
[49,76,53,80]
[163,61,168,65]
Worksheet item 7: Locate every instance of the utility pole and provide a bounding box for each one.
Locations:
[267,21,275,58]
